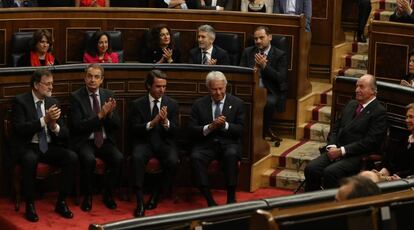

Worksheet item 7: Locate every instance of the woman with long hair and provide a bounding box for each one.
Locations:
[138,24,181,64]
[83,31,119,63]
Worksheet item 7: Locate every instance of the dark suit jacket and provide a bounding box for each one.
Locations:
[129,95,179,146]
[189,93,244,145]
[273,0,312,32]
[390,10,414,24]
[200,0,230,10]
[69,86,121,151]
[240,45,288,112]
[382,136,414,178]
[327,99,388,157]
[155,0,198,8]
[10,92,69,155]
[188,45,230,65]
[2,0,38,7]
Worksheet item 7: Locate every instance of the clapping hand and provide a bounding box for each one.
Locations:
[208,115,226,131]
[254,53,268,69]
[45,104,61,130]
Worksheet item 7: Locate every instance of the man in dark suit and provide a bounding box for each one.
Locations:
[70,63,124,212]
[199,0,230,10]
[129,69,179,217]
[304,74,388,191]
[273,0,312,32]
[240,26,288,141]
[188,24,230,65]
[356,0,372,42]
[390,0,414,24]
[11,69,77,222]
[189,71,244,206]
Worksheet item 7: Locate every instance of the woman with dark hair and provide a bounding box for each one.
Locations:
[401,49,414,87]
[75,0,109,7]
[138,24,181,64]
[83,31,119,63]
[241,0,273,13]
[17,29,59,67]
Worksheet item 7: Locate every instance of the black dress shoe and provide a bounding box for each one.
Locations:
[55,200,74,219]
[103,195,117,210]
[25,202,39,222]
[145,193,159,210]
[357,33,367,43]
[81,195,92,212]
[134,201,145,217]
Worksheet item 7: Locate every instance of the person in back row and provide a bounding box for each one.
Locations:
[400,48,414,88]
[75,0,109,7]
[138,24,181,64]
[240,26,288,142]
[17,29,59,67]
[189,24,230,65]
[83,31,119,64]
[390,0,414,24]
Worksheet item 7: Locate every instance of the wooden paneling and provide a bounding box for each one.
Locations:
[369,21,414,84]
[310,0,345,80]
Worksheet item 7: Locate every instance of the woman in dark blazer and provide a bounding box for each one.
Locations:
[17,29,59,67]
[138,24,181,64]
[401,49,414,88]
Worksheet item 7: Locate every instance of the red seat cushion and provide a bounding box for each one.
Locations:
[14,162,60,179]
[146,157,162,174]
[95,157,105,175]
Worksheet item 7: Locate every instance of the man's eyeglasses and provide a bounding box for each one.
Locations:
[39,81,53,87]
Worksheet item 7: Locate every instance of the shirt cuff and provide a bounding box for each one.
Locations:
[340,146,346,156]
[164,119,170,130]
[40,117,46,128]
[51,124,60,134]
[146,122,152,130]
[203,125,211,136]
[326,144,337,151]
[223,122,229,131]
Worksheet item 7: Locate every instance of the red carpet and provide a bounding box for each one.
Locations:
[0,188,292,230]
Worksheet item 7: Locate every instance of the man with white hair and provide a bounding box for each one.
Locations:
[189,71,244,206]
[189,24,230,65]
[305,74,388,191]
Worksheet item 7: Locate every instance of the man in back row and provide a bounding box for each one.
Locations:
[189,24,230,66]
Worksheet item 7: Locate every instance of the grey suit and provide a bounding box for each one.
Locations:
[273,0,312,32]
[304,99,388,191]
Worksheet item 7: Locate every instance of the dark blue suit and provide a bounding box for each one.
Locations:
[188,45,230,65]
[128,95,179,190]
[273,0,312,32]
[11,92,77,202]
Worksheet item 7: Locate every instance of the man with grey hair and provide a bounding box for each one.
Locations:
[305,74,388,191]
[189,71,244,206]
[189,24,230,65]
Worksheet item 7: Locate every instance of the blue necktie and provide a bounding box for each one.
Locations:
[214,101,221,119]
[36,101,48,153]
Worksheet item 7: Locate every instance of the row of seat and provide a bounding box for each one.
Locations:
[11,30,288,66]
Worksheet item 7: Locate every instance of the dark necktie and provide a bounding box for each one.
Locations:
[152,99,159,119]
[355,103,363,117]
[214,101,221,119]
[91,93,103,148]
[36,101,48,153]
[202,51,208,65]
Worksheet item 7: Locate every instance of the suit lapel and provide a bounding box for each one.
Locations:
[26,93,38,120]
[222,94,231,116]
[206,97,214,122]
[81,87,94,115]
[143,95,151,121]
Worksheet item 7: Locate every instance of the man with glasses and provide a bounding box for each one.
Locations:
[70,63,124,212]
[10,69,77,222]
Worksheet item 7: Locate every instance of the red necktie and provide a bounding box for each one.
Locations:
[355,104,363,117]
[91,93,103,148]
